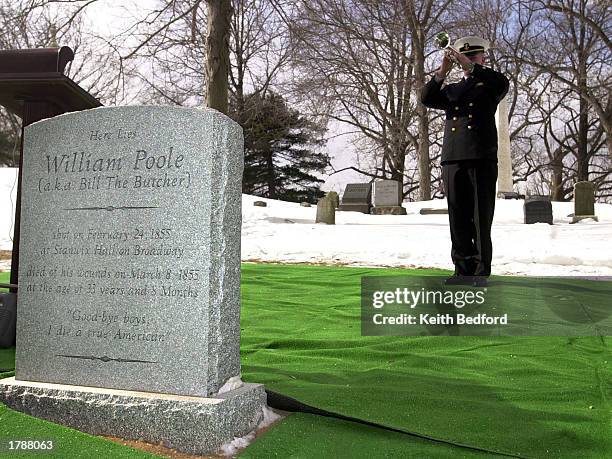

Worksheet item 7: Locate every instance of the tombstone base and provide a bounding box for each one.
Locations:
[338,204,371,214]
[419,208,449,215]
[0,377,266,455]
[571,215,598,224]
[370,206,407,215]
[497,191,520,199]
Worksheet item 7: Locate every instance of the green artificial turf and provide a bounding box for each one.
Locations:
[0,271,9,289]
[0,405,160,458]
[0,265,610,458]
[238,264,611,458]
[241,413,489,459]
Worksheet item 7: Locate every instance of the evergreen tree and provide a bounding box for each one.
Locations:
[230,91,329,202]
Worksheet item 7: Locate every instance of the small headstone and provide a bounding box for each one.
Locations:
[300,202,311,207]
[572,181,598,223]
[326,191,339,209]
[371,180,405,215]
[419,208,449,215]
[524,195,553,224]
[254,200,267,207]
[338,183,371,214]
[497,191,520,199]
[316,196,335,224]
[0,106,265,455]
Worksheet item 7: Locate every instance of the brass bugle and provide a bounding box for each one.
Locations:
[434,32,451,50]
[434,31,459,66]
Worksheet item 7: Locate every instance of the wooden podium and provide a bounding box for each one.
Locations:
[0,46,102,291]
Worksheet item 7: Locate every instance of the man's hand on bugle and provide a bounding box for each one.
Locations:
[436,51,454,79]
[445,47,476,73]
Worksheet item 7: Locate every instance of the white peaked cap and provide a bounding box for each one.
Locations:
[454,36,490,53]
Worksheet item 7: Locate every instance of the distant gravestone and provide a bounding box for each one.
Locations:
[0,106,265,455]
[338,183,372,214]
[572,181,598,223]
[497,191,520,200]
[419,208,448,215]
[371,180,406,215]
[524,195,553,224]
[316,196,335,224]
[326,191,339,209]
[254,200,267,207]
[300,202,311,207]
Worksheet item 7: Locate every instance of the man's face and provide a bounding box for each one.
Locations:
[467,52,486,65]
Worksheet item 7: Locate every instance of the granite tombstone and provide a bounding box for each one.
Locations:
[524,195,553,224]
[338,183,372,214]
[316,196,335,224]
[0,106,265,455]
[571,181,598,223]
[371,180,406,215]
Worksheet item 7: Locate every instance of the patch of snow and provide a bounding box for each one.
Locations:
[220,405,282,457]
[217,376,244,395]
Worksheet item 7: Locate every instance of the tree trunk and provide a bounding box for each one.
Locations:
[576,95,589,182]
[266,151,276,198]
[391,154,405,201]
[413,33,431,201]
[550,152,565,200]
[206,0,232,114]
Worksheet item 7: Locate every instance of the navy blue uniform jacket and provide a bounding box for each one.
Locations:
[420,64,509,163]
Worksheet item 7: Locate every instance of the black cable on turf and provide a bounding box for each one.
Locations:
[266,389,529,459]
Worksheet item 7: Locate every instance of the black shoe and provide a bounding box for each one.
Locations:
[472,277,488,287]
[445,275,474,286]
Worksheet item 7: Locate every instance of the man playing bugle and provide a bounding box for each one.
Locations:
[420,36,509,287]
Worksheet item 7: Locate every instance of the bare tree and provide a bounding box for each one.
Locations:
[231,0,291,109]
[114,0,288,112]
[450,0,610,200]
[285,0,454,200]
[518,0,611,169]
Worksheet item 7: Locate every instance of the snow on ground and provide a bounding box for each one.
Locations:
[1,167,611,276]
[241,194,612,276]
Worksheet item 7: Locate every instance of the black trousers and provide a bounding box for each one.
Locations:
[442,159,497,277]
